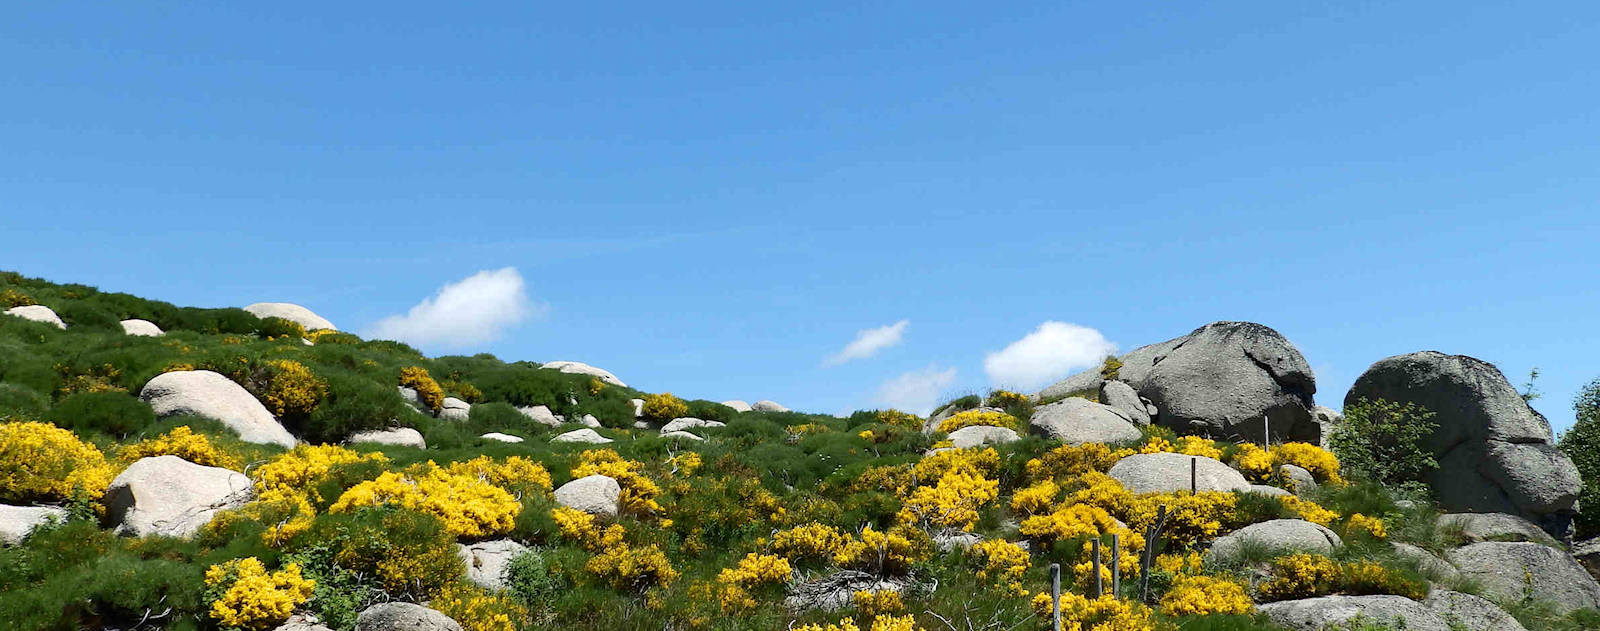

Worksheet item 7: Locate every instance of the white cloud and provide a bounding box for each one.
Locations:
[366,267,543,349]
[824,319,909,366]
[983,321,1117,391]
[874,364,958,415]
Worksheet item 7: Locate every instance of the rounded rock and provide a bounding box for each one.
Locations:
[1108,452,1249,494]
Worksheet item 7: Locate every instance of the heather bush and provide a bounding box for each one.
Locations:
[45,390,155,438]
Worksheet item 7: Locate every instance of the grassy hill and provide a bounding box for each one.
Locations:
[0,270,1595,631]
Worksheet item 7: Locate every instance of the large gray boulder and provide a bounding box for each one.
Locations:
[1446,542,1600,614]
[1108,452,1250,494]
[1040,322,1320,444]
[119,318,163,336]
[1098,380,1152,426]
[347,427,425,449]
[1346,351,1581,536]
[1029,398,1141,444]
[0,505,67,545]
[554,474,621,518]
[1206,519,1341,563]
[1424,590,1529,631]
[660,417,725,434]
[244,302,336,331]
[4,305,66,329]
[105,456,253,538]
[1313,405,1342,449]
[1440,512,1560,547]
[1574,537,1600,581]
[517,405,563,427]
[551,428,612,444]
[1259,595,1452,631]
[457,539,527,590]
[140,370,296,448]
[540,361,626,387]
[438,397,471,421]
[355,602,461,631]
[752,400,790,413]
[948,426,1020,449]
[1393,542,1462,583]
[721,400,754,413]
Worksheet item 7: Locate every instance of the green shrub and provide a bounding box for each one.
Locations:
[685,399,735,423]
[0,383,48,421]
[506,547,569,607]
[296,507,463,601]
[1099,355,1123,381]
[253,317,307,341]
[1331,398,1439,489]
[0,288,35,308]
[303,371,405,444]
[1559,377,1600,538]
[45,391,155,439]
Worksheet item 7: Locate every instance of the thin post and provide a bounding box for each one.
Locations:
[1091,538,1103,598]
[1264,413,1270,448]
[1138,504,1170,603]
[1190,457,1197,495]
[1049,562,1062,631]
[1112,533,1122,597]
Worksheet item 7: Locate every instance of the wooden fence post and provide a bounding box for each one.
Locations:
[1190,457,1197,495]
[1138,504,1171,604]
[1049,562,1061,631]
[1091,538,1102,598]
[1111,532,1121,597]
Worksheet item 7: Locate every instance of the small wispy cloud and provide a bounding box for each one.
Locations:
[824,319,909,366]
[366,267,544,349]
[874,364,957,415]
[984,321,1116,391]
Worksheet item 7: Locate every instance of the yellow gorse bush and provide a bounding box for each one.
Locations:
[1063,472,1237,547]
[641,392,689,421]
[969,539,1031,595]
[586,541,679,591]
[204,557,315,630]
[834,525,932,575]
[1159,574,1253,616]
[874,409,923,430]
[1230,443,1274,481]
[1344,513,1386,539]
[1024,443,1132,482]
[853,589,906,616]
[1010,479,1060,516]
[0,421,116,504]
[985,389,1031,410]
[431,583,527,631]
[254,444,388,500]
[716,553,792,612]
[793,615,921,631]
[1258,553,1342,601]
[118,426,241,470]
[443,455,553,496]
[772,522,850,563]
[1270,442,1343,484]
[896,463,998,531]
[1030,592,1156,631]
[258,360,327,419]
[1281,495,1337,527]
[329,463,520,538]
[573,449,663,515]
[936,410,1018,433]
[399,366,444,413]
[1139,435,1223,460]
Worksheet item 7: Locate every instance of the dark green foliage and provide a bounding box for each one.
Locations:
[1165,614,1289,631]
[939,394,982,414]
[1331,398,1439,489]
[1559,377,1600,538]
[0,383,48,421]
[293,508,464,601]
[281,545,382,630]
[684,399,735,423]
[0,520,207,631]
[506,547,569,607]
[303,370,408,444]
[1099,354,1123,381]
[1231,491,1296,526]
[45,390,154,439]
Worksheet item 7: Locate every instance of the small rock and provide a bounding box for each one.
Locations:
[457,539,528,590]
[579,414,602,428]
[481,432,524,443]
[347,427,426,449]
[660,417,726,434]
[119,318,163,336]
[398,387,424,411]
[1280,464,1319,493]
[1206,519,1341,563]
[752,400,790,413]
[933,531,984,553]
[1108,452,1250,494]
[244,302,336,331]
[551,428,612,444]
[947,425,1020,449]
[1447,541,1600,614]
[630,399,645,418]
[554,475,621,518]
[439,397,471,421]
[1392,542,1461,583]
[3,305,66,329]
[659,431,703,441]
[1029,398,1141,444]
[540,361,626,387]
[1440,512,1560,547]
[517,405,563,428]
[1098,380,1151,426]
[0,504,68,545]
[105,456,253,538]
[355,602,462,631]
[141,370,297,448]
[721,400,754,412]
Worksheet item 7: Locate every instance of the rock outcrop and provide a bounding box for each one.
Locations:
[4,305,66,329]
[1206,519,1341,563]
[347,427,426,449]
[1346,351,1581,536]
[1098,380,1152,426]
[554,474,621,518]
[660,418,725,434]
[1040,322,1320,443]
[355,602,461,631]
[457,539,527,590]
[1446,541,1600,614]
[1440,512,1560,547]
[1029,398,1141,444]
[1259,595,1453,631]
[0,505,67,545]
[119,318,163,336]
[243,302,336,331]
[105,456,253,538]
[140,370,297,448]
[439,397,471,421]
[721,400,754,412]
[552,428,611,444]
[540,361,626,387]
[1107,453,1249,494]
[481,432,524,443]
[947,425,1020,449]
[752,400,790,413]
[517,405,563,427]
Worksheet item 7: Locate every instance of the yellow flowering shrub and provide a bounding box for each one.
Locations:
[573,449,662,515]
[329,464,520,538]
[1340,559,1427,599]
[668,452,703,476]
[118,426,241,469]
[794,615,922,631]
[1140,435,1223,460]
[875,409,923,430]
[1281,496,1337,527]
[790,423,833,436]
[1230,443,1274,481]
[936,410,1018,433]
[835,525,932,575]
[431,583,527,631]
[772,522,850,563]
[1155,551,1204,575]
[969,540,1031,595]
[1258,553,1343,601]
[1344,513,1387,539]
[0,288,35,308]
[1063,472,1238,547]
[399,366,444,413]
[552,506,625,551]
[985,389,1031,410]
[258,360,327,420]
[1030,592,1156,631]
[853,589,906,616]
[1011,479,1060,516]
[1271,442,1343,484]
[1159,574,1253,616]
[910,447,1001,484]
[641,392,689,421]
[0,421,116,504]
[204,557,315,630]
[1024,443,1132,482]
[896,464,998,531]
[716,553,792,611]
[586,541,679,591]
[443,455,553,495]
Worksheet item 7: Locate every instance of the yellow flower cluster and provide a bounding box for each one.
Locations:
[641,392,689,421]
[716,553,792,611]
[1023,443,1132,482]
[586,541,679,591]
[255,444,387,499]
[969,539,1031,595]
[1258,553,1342,601]
[573,449,662,515]
[1270,442,1343,484]
[1011,479,1060,516]
[329,463,520,538]
[552,505,626,550]
[834,525,932,575]
[204,557,314,630]
[1344,513,1386,539]
[793,615,921,631]
[986,389,1031,409]
[1030,593,1156,631]
[667,451,702,476]
[399,366,444,413]
[896,463,998,531]
[443,455,553,496]
[853,589,906,616]
[1063,471,1237,547]
[1154,551,1204,575]
[1229,443,1274,481]
[1158,574,1253,616]
[875,409,923,430]
[936,410,1018,433]
[1280,496,1337,527]
[0,421,116,504]
[119,426,241,470]
[259,360,327,419]
[910,447,1001,484]
[772,522,850,563]
[1140,435,1223,460]
[431,583,527,631]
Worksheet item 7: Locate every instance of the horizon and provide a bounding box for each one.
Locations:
[5,3,1598,432]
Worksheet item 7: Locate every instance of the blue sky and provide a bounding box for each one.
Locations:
[4,3,1598,431]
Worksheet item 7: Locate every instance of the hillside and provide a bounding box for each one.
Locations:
[1,270,1598,631]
